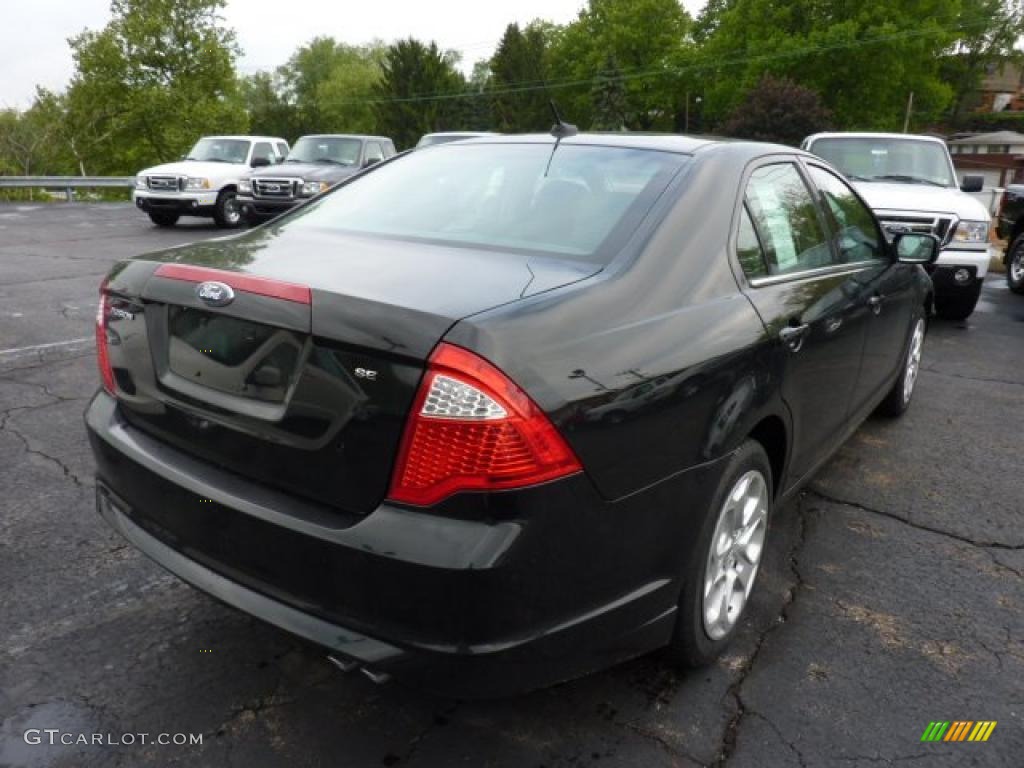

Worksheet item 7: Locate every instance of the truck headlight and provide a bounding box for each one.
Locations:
[300,180,329,197]
[185,177,211,190]
[135,176,147,190]
[238,179,251,194]
[952,220,989,244]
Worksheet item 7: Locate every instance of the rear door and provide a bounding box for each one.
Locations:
[802,162,917,413]
[735,160,871,485]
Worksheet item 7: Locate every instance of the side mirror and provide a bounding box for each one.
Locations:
[363,156,381,168]
[960,175,984,193]
[894,232,940,265]
[251,156,271,168]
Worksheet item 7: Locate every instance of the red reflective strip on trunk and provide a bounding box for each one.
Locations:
[153,263,311,305]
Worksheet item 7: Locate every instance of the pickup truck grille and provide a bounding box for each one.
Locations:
[147,176,184,192]
[877,214,956,246]
[253,178,297,199]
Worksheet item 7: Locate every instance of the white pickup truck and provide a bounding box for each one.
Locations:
[802,133,991,321]
[133,135,289,228]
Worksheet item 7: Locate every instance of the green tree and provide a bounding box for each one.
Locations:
[941,0,1024,120]
[590,55,628,130]
[67,0,246,173]
[373,38,466,149]
[697,0,961,131]
[489,22,552,132]
[721,75,833,145]
[548,0,694,130]
[239,71,297,139]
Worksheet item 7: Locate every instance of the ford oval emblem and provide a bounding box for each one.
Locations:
[196,281,235,307]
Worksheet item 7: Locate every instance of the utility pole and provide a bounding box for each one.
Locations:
[903,91,914,133]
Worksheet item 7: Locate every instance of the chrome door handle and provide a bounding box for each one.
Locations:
[779,323,810,352]
[867,295,883,315]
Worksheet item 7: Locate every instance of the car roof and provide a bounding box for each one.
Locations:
[198,135,288,142]
[449,132,802,159]
[299,134,393,142]
[423,131,500,137]
[805,132,946,145]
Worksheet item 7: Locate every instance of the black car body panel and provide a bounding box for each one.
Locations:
[87,134,932,695]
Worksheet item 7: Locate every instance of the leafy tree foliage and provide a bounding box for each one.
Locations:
[66,0,246,173]
[721,75,834,145]
[590,55,628,131]
[489,23,552,132]
[372,39,466,149]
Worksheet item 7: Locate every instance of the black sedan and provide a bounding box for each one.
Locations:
[87,134,938,696]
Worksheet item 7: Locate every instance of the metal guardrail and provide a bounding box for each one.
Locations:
[0,176,134,201]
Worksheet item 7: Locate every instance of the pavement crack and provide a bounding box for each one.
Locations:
[615,720,709,766]
[806,487,1024,551]
[0,401,91,488]
[713,494,812,767]
[383,700,460,767]
[920,365,1024,389]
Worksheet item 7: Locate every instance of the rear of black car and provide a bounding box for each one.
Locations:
[85,139,701,695]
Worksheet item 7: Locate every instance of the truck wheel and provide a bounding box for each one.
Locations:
[1007,235,1024,295]
[935,281,982,322]
[877,313,925,417]
[148,212,179,227]
[212,190,242,229]
[666,439,772,667]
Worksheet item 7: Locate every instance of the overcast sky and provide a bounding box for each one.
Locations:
[0,0,707,109]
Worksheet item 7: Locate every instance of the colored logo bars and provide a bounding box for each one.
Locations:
[921,721,997,742]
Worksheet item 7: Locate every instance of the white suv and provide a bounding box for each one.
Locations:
[803,133,991,321]
[133,136,289,228]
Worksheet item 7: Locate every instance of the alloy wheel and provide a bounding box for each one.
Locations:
[702,469,768,641]
[1011,246,1024,285]
[903,318,925,405]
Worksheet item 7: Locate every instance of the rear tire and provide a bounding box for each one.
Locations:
[1007,234,1024,295]
[666,439,772,668]
[148,212,179,227]
[877,313,926,418]
[934,281,981,321]
[212,190,242,229]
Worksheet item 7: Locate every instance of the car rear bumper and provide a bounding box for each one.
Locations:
[85,391,721,696]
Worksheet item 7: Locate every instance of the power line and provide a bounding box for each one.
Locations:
[338,16,1001,107]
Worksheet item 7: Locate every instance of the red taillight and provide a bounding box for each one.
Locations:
[95,281,115,394]
[387,343,582,506]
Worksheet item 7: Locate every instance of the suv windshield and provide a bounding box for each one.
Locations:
[186,138,251,164]
[809,137,955,187]
[279,143,688,262]
[286,137,362,166]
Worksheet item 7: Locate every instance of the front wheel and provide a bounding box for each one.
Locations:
[212,190,242,229]
[1007,235,1024,295]
[667,440,772,667]
[934,281,981,321]
[877,314,925,417]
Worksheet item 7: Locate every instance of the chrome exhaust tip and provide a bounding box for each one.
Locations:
[361,667,391,685]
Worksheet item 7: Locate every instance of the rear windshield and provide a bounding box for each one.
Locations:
[279,143,688,262]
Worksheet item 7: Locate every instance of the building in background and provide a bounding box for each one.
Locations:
[948,131,1024,191]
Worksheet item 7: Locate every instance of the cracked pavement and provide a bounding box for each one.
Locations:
[1,205,1021,767]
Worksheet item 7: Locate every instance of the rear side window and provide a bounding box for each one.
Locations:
[280,144,688,264]
[745,163,832,276]
[806,165,886,264]
[736,205,768,279]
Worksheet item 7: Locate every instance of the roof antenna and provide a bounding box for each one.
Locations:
[545,100,577,176]
[549,100,578,139]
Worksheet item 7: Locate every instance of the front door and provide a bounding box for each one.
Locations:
[803,163,918,413]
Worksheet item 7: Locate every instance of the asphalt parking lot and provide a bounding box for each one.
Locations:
[1,203,1021,768]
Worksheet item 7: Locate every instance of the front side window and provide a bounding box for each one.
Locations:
[744,164,832,276]
[278,143,688,263]
[253,142,275,165]
[365,142,385,164]
[186,138,251,164]
[807,165,886,264]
